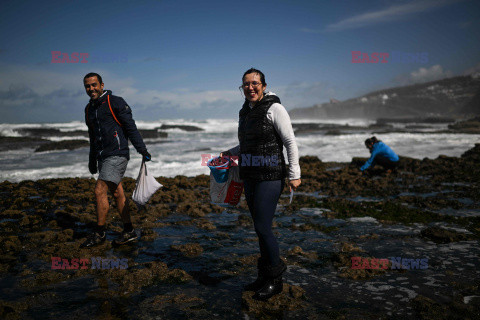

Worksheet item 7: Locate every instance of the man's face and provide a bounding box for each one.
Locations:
[84,76,104,100]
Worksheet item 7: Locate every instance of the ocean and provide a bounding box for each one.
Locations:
[0,118,478,182]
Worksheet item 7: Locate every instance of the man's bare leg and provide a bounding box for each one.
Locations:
[94,179,111,227]
[80,179,110,247]
[111,182,132,225]
[110,181,137,245]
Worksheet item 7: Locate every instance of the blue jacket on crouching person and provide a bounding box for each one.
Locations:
[361,141,399,171]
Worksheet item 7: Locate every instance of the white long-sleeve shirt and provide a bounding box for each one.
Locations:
[228,93,301,180]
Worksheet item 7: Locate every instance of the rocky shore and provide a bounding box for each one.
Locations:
[293,116,480,136]
[1,145,479,319]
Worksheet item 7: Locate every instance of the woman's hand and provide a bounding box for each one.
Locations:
[289,179,301,192]
[220,150,232,158]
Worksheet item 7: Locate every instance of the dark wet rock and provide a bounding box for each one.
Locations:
[176,202,213,217]
[15,128,88,137]
[351,156,368,168]
[292,123,321,133]
[290,221,338,233]
[0,236,22,254]
[142,227,161,241]
[0,303,16,319]
[293,123,368,135]
[237,214,253,226]
[150,203,172,217]
[462,143,480,160]
[421,226,473,243]
[159,124,204,131]
[369,122,394,129]
[411,294,480,319]
[448,117,480,134]
[20,271,72,288]
[0,144,479,318]
[194,218,216,230]
[142,293,205,310]
[376,117,456,124]
[0,136,49,151]
[331,242,390,280]
[242,283,306,317]
[286,246,318,263]
[171,243,203,257]
[0,300,29,320]
[138,129,168,139]
[324,129,343,135]
[105,261,193,294]
[35,139,89,152]
[190,271,226,286]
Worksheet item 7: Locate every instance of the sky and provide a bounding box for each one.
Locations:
[0,0,479,123]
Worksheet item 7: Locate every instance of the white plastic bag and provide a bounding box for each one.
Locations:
[132,160,163,206]
[210,165,243,206]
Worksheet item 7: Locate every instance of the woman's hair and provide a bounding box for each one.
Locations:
[365,136,379,146]
[242,68,266,86]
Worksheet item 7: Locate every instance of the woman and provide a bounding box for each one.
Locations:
[222,68,301,301]
[360,136,399,172]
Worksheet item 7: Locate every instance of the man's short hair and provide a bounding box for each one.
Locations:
[83,72,103,84]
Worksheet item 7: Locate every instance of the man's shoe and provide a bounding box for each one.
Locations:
[112,229,138,246]
[253,276,283,301]
[80,232,106,248]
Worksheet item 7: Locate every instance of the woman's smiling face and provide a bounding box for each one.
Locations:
[242,73,266,105]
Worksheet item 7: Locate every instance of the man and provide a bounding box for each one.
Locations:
[82,72,151,248]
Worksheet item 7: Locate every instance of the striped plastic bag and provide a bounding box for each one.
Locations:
[209,162,243,207]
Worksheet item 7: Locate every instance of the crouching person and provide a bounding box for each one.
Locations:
[360,136,399,174]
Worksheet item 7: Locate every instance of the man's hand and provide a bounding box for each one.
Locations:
[289,179,301,192]
[142,151,152,162]
[89,159,97,174]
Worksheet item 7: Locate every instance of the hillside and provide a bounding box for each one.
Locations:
[289,73,480,120]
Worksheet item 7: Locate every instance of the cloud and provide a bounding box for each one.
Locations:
[323,0,463,32]
[0,63,340,122]
[274,81,337,108]
[463,62,480,75]
[392,64,453,85]
[124,88,240,112]
[0,63,243,122]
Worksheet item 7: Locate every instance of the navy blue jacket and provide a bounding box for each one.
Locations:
[85,90,147,161]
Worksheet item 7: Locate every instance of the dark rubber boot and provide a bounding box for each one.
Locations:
[244,257,267,291]
[253,276,283,301]
[252,260,286,301]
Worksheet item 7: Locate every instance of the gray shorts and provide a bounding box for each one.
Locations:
[98,156,128,185]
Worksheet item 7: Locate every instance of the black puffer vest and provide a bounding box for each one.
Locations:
[238,94,286,181]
